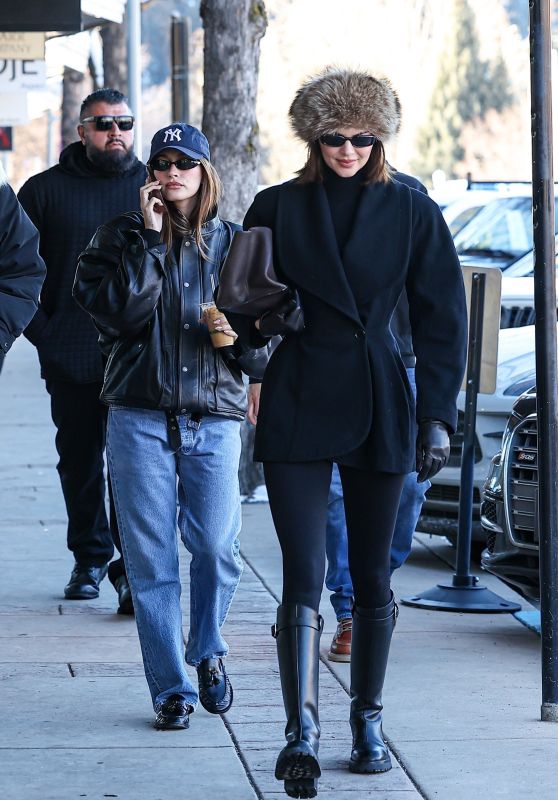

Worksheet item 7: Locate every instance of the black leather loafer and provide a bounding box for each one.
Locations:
[154,695,192,730]
[64,563,108,599]
[197,657,233,714]
[114,575,134,615]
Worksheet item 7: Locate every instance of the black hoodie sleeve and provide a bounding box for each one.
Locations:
[0,177,46,356]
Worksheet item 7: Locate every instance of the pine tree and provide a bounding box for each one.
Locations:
[414,0,514,180]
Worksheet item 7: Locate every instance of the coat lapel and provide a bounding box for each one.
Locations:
[276,182,362,325]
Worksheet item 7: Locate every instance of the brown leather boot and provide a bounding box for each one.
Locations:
[328,617,352,662]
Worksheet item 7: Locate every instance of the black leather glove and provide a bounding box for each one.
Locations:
[415,419,450,483]
[258,293,304,337]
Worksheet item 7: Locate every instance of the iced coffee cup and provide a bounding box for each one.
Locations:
[200,302,233,348]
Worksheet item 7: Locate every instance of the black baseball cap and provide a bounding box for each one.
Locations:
[148,123,210,163]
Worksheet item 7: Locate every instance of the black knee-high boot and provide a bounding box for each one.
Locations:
[272,604,323,799]
[349,594,397,774]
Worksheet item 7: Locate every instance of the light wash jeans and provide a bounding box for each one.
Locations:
[325,367,430,620]
[106,408,243,709]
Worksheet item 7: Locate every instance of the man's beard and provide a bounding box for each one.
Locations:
[85,142,136,174]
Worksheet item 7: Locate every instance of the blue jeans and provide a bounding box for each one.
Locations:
[106,408,243,709]
[325,367,429,619]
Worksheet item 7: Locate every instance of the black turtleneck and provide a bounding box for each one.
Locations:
[323,165,366,252]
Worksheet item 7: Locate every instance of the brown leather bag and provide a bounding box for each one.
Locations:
[216,226,291,317]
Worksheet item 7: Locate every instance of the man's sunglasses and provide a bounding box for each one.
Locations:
[150,156,201,172]
[319,133,376,148]
[80,115,135,131]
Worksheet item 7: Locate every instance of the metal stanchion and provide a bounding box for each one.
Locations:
[402,272,520,613]
[530,0,558,723]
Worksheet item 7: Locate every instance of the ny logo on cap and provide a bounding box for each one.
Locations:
[163,127,182,143]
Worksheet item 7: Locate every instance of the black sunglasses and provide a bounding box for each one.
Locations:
[80,115,135,131]
[319,133,377,148]
[150,156,201,172]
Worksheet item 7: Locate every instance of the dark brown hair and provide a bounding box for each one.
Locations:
[295,139,393,185]
[148,158,222,259]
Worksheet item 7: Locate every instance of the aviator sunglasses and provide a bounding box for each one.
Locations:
[319,133,377,148]
[80,115,135,131]
[150,156,202,171]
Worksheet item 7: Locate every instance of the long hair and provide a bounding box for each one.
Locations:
[295,140,393,185]
[156,159,222,259]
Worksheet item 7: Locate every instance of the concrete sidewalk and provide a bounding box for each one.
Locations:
[1,337,556,800]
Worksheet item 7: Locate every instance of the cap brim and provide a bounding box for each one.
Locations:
[149,145,205,162]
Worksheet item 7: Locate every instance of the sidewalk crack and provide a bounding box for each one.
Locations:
[220,714,264,800]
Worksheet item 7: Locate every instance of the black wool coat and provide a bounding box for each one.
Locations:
[243,178,468,473]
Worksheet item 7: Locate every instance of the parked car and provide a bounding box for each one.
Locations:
[453,190,538,270]
[442,190,507,237]
[418,325,539,542]
[503,234,558,278]
[480,386,540,603]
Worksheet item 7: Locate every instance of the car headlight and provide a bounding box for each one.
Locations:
[484,454,503,496]
[503,374,536,396]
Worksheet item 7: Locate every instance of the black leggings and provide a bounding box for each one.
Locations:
[264,461,405,611]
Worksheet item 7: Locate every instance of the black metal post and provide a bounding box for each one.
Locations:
[171,13,190,124]
[454,273,485,585]
[401,272,520,613]
[530,0,558,723]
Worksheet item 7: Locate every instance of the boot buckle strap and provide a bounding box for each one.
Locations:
[271,615,324,639]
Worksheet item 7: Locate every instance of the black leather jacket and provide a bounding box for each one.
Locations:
[73,212,267,419]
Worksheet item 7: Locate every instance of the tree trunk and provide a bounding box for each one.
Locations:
[61,67,90,149]
[201,0,268,497]
[200,0,267,223]
[100,20,128,94]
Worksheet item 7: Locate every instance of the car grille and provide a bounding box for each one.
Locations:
[426,484,481,504]
[485,531,497,553]
[447,411,482,468]
[501,306,558,329]
[505,415,538,549]
[481,497,498,526]
[500,306,536,328]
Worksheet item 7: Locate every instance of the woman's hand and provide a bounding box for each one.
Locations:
[247,383,261,425]
[203,309,239,342]
[140,179,165,233]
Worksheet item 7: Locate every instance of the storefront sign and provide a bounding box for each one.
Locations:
[0,93,28,126]
[0,33,45,60]
[0,60,46,93]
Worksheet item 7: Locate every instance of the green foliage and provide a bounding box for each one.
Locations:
[413,0,514,180]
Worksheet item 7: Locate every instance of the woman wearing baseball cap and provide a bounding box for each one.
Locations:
[241,69,468,797]
[74,123,265,731]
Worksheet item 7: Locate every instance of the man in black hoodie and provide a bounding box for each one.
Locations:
[18,89,146,610]
[0,163,45,371]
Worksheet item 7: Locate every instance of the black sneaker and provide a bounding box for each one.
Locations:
[64,562,108,599]
[197,657,233,714]
[154,695,192,730]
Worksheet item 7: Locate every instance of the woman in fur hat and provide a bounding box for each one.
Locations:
[242,68,467,798]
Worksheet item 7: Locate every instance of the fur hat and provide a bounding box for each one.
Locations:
[289,67,401,144]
